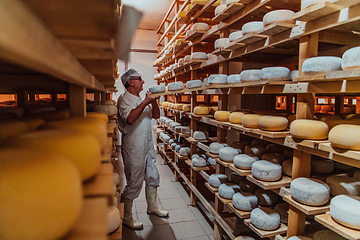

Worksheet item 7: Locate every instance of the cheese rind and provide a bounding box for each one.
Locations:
[259,67,290,80]
[182,104,191,112]
[229,112,245,124]
[234,154,258,169]
[209,142,225,154]
[227,74,241,84]
[229,31,243,42]
[258,115,288,131]
[252,160,282,181]
[186,79,203,89]
[290,119,329,140]
[290,177,330,206]
[179,147,191,156]
[242,21,264,35]
[214,111,231,121]
[210,74,228,84]
[239,70,261,81]
[329,124,360,150]
[263,10,295,27]
[255,189,280,207]
[192,23,209,31]
[219,147,239,162]
[215,4,227,15]
[233,192,258,211]
[149,85,166,93]
[342,46,360,70]
[194,131,207,140]
[250,207,280,230]
[214,38,230,49]
[194,106,210,115]
[302,56,342,74]
[218,183,241,199]
[326,175,360,196]
[244,145,266,159]
[242,114,261,128]
[191,52,208,60]
[209,174,228,187]
[192,156,207,167]
[167,82,184,91]
[330,195,360,230]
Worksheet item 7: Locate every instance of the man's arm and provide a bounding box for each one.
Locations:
[126,92,159,125]
[151,100,160,119]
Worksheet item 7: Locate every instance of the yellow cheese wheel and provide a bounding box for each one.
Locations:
[7,129,101,181]
[209,106,218,114]
[161,101,169,107]
[329,124,360,150]
[194,106,210,115]
[242,114,261,128]
[0,148,82,240]
[26,110,70,122]
[174,103,184,110]
[0,120,29,142]
[21,118,46,131]
[214,111,231,122]
[229,112,245,124]
[258,115,288,131]
[182,104,191,112]
[86,112,108,125]
[290,119,329,140]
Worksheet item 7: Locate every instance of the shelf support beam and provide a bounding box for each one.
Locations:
[69,84,86,117]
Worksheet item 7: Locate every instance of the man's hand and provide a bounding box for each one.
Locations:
[145,91,159,104]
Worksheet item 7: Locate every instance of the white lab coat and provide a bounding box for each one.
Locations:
[117,90,159,200]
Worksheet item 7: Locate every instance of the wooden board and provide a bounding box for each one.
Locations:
[190,113,214,118]
[243,218,288,238]
[184,30,206,41]
[185,159,211,171]
[215,157,232,168]
[197,142,210,152]
[237,32,268,45]
[206,151,219,158]
[251,128,290,139]
[175,151,189,160]
[83,173,114,205]
[293,70,360,82]
[212,12,230,22]
[224,41,246,51]
[215,192,233,205]
[258,22,296,36]
[229,163,252,176]
[227,202,251,219]
[205,182,218,193]
[315,212,360,240]
[283,194,330,215]
[212,48,231,56]
[293,2,344,22]
[223,2,245,15]
[246,175,292,190]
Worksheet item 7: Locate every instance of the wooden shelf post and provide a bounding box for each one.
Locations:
[69,83,86,117]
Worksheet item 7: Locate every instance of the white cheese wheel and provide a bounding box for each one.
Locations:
[231,172,245,184]
[234,237,255,240]
[194,131,207,140]
[184,55,191,62]
[226,0,237,5]
[229,31,243,42]
[274,202,289,224]
[169,122,181,128]
[242,114,261,128]
[219,183,241,199]
[175,145,181,152]
[209,74,228,84]
[215,38,230,49]
[329,124,360,150]
[302,56,342,74]
[313,229,347,240]
[192,22,209,31]
[181,127,191,135]
[227,74,241,84]
[255,189,280,207]
[194,106,210,115]
[167,82,184,91]
[215,111,231,121]
[203,77,209,85]
[252,160,282,181]
[290,177,330,206]
[259,67,290,80]
[149,85,166,93]
[112,172,120,186]
[209,174,229,187]
[262,153,285,164]
[311,157,334,174]
[179,147,191,156]
[242,21,264,35]
[263,10,295,27]
[240,179,260,193]
[234,154,258,169]
[90,104,117,117]
[107,206,121,234]
[258,115,288,131]
[219,147,239,162]
[233,192,258,211]
[208,156,217,165]
[186,79,203,88]
[192,156,207,167]
[182,104,191,112]
[282,159,293,177]
[240,69,261,81]
[330,195,360,230]
[229,112,245,124]
[215,4,227,15]
[178,58,185,65]
[290,119,329,140]
[326,175,360,196]
[171,143,177,149]
[191,52,208,60]
[250,207,280,230]
[245,145,266,159]
[303,0,332,9]
[342,46,360,70]
[209,142,225,154]
[290,70,299,80]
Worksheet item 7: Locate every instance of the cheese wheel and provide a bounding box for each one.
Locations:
[239,69,261,81]
[191,52,208,60]
[107,206,121,234]
[261,153,285,164]
[161,102,169,107]
[290,70,299,80]
[112,172,120,186]
[290,119,329,140]
[208,74,228,84]
[178,58,185,65]
[342,46,360,70]
[263,10,295,27]
[334,161,353,171]
[329,124,360,150]
[91,104,117,117]
[288,237,312,240]
[194,106,210,115]
[242,114,261,128]
[259,67,290,80]
[219,183,241,199]
[182,104,191,112]
[0,120,29,142]
[226,0,237,5]
[208,156,217,165]
[175,145,182,152]
[149,85,166,93]
[313,229,346,240]
[231,172,245,184]
[255,189,280,207]
[179,147,191,156]
[302,56,342,74]
[252,160,282,181]
[215,4,227,15]
[326,175,360,196]
[21,118,46,131]
[192,22,209,31]
[184,55,191,62]
[203,77,209,85]
[167,82,184,91]
[330,195,360,230]
[173,104,184,110]
[209,142,225,154]
[242,21,264,35]
[258,115,288,131]
[233,192,258,211]
[303,0,332,8]
[171,143,177,150]
[219,147,239,162]
[240,179,260,193]
[209,174,229,187]
[250,207,280,230]
[311,156,334,174]
[230,141,247,152]
[245,145,266,159]
[86,112,108,125]
[227,74,241,84]
[0,148,82,240]
[192,156,207,167]
[291,177,330,206]
[266,144,284,154]
[282,159,293,177]
[274,202,289,224]
[181,127,191,135]
[215,38,230,49]
[251,139,268,146]
[194,131,207,140]
[234,154,258,169]
[26,110,70,122]
[229,112,245,124]
[214,111,231,121]
[229,31,243,42]
[209,106,218,113]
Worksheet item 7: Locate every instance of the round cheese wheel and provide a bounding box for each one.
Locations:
[90,104,117,117]
[245,145,266,159]
[86,112,108,125]
[259,67,290,80]
[107,206,121,234]
[161,102,169,107]
[209,142,225,154]
[240,179,260,193]
[175,145,181,152]
[290,70,299,80]
[263,10,295,27]
[112,172,120,186]
[252,160,282,181]
[181,127,191,135]
[234,154,258,169]
[229,31,243,42]
[0,120,29,143]
[290,119,329,140]
[242,114,261,128]
[288,237,312,240]
[192,22,209,31]
[192,156,207,167]
[233,192,258,211]
[208,156,217,165]
[210,106,218,113]
[194,106,210,115]
[182,104,191,112]
[291,177,330,206]
[219,147,239,162]
[167,82,184,91]
[303,0,332,9]
[184,55,191,62]
[194,131,207,140]
[215,38,230,49]
[231,172,245,184]
[227,74,241,84]
[229,112,245,124]
[178,58,185,65]
[262,153,285,164]
[230,141,248,152]
[274,202,289,224]
[171,143,177,150]
[242,21,264,35]
[179,147,191,156]
[311,156,334,174]
[255,189,280,207]
[27,110,70,122]
[258,115,288,131]
[302,56,342,74]
[250,207,280,230]
[329,124,360,150]
[215,111,231,121]
[219,183,241,199]
[266,144,284,154]
[240,69,261,81]
[326,175,360,196]
[282,159,293,177]
[149,85,166,93]
[313,229,346,240]
[0,148,82,240]
[191,52,208,60]
[330,195,360,230]
[334,162,353,171]
[209,174,228,187]
[215,4,227,15]
[342,46,360,70]
[209,74,228,84]
[186,80,203,89]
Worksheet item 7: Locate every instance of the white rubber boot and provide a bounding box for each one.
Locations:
[122,198,143,230]
[145,187,169,218]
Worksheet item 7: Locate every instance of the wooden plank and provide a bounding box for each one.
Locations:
[259,22,296,36]
[294,70,360,82]
[237,33,268,45]
[212,12,230,22]
[212,48,231,56]
[224,41,246,51]
[315,212,360,240]
[227,202,251,219]
[229,163,252,176]
[223,2,246,15]
[332,0,360,8]
[293,2,344,22]
[185,159,211,171]
[206,151,219,159]
[283,195,330,215]
[197,142,210,152]
[83,173,114,204]
[215,192,232,205]
[215,157,232,168]
[184,29,206,41]
[243,218,288,238]
[246,175,292,190]
[251,128,290,139]
[205,182,218,193]
[319,142,360,162]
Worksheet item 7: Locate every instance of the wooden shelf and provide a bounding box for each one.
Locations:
[223,2,246,15]
[215,192,233,205]
[212,12,230,22]
[212,48,231,56]
[185,136,216,144]
[258,22,296,36]
[224,41,246,51]
[293,69,360,83]
[215,157,232,168]
[237,32,268,45]
[205,182,218,193]
[293,2,344,22]
[315,212,360,240]
[227,202,251,219]
[228,163,252,176]
[243,218,288,238]
[246,175,292,190]
[283,195,330,215]
[175,150,188,160]
[83,172,114,205]
[184,30,206,41]
[206,151,219,158]
[185,159,214,171]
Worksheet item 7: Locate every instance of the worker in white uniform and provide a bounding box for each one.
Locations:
[117,68,169,230]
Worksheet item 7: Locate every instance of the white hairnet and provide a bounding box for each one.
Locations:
[121,68,142,86]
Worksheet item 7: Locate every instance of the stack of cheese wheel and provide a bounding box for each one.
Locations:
[232,192,258,211]
[214,111,231,121]
[194,106,210,115]
[258,115,288,131]
[329,124,360,150]
[219,147,239,162]
[218,183,241,199]
[290,119,329,140]
[259,67,290,80]
[252,160,282,181]
[242,21,264,35]
[326,175,360,196]
[262,10,295,27]
[242,114,261,128]
[149,85,166,93]
[229,112,245,124]
[255,189,280,207]
[240,69,261,81]
[209,173,228,187]
[302,56,342,74]
[250,207,281,230]
[290,177,330,206]
[342,46,360,70]
[233,154,258,169]
[330,195,360,230]
[186,79,203,88]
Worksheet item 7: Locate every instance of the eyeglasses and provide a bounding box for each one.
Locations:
[130,77,142,81]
